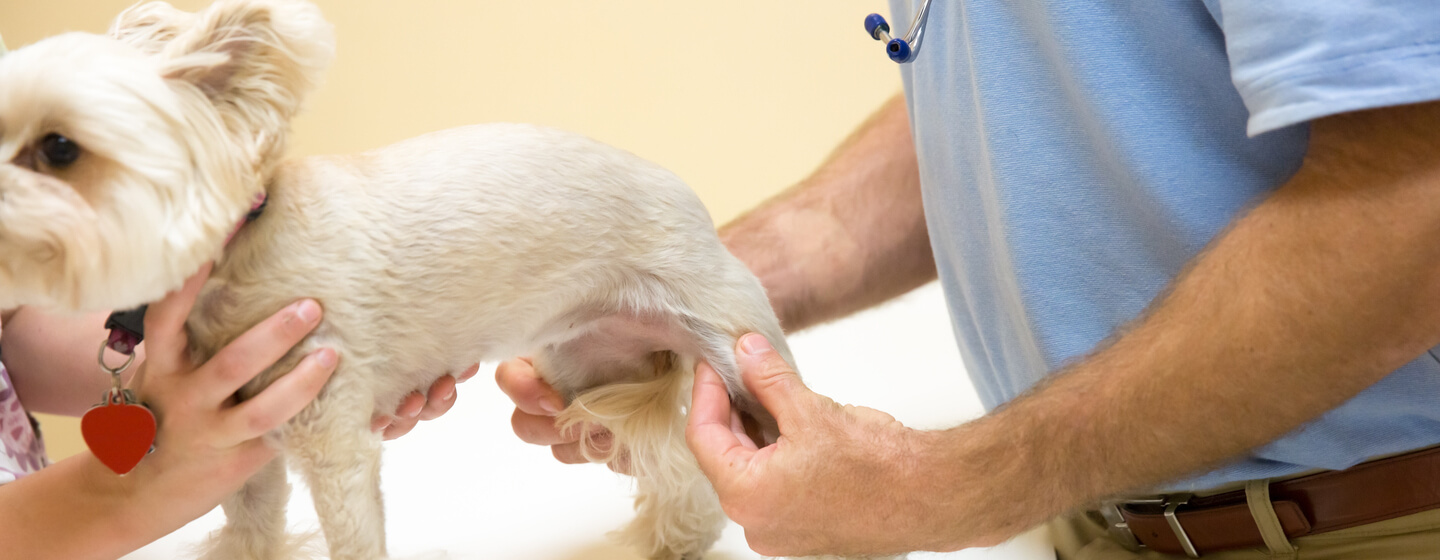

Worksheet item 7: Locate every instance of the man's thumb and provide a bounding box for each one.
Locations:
[735,333,811,425]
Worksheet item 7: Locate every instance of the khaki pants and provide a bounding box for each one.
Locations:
[1051,487,1440,559]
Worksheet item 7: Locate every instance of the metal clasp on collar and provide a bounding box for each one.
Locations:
[1101,494,1200,558]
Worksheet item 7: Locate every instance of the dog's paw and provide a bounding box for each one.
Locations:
[390,550,453,560]
[191,528,323,560]
[647,551,704,560]
[782,555,909,560]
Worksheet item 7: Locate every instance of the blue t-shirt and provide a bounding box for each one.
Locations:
[888,0,1440,490]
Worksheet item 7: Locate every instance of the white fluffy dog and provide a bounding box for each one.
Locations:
[0,1,831,559]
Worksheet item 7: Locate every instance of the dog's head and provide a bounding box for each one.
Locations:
[0,0,331,311]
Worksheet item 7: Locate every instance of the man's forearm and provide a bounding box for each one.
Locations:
[721,93,934,331]
[917,102,1440,547]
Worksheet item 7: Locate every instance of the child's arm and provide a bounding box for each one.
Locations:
[0,266,337,560]
[2,308,142,416]
[3,302,460,427]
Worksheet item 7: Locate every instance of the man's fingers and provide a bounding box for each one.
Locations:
[395,391,425,420]
[419,375,457,421]
[382,416,418,440]
[605,448,633,474]
[550,428,620,466]
[202,299,323,400]
[730,409,759,452]
[372,374,460,440]
[495,358,564,417]
[224,347,338,442]
[142,263,213,361]
[456,363,480,383]
[551,442,589,465]
[511,408,578,445]
[686,361,756,480]
[734,333,810,429]
[371,391,424,440]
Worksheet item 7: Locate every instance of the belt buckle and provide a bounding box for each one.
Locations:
[1100,498,1160,552]
[1101,494,1200,558]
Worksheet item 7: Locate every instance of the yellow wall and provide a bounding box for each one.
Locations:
[0,0,900,460]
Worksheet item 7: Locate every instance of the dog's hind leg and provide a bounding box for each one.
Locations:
[536,312,784,558]
[548,346,724,560]
[282,369,387,560]
[198,457,303,560]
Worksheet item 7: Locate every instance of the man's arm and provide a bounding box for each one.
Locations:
[721,93,934,331]
[949,100,1440,543]
[687,101,1440,556]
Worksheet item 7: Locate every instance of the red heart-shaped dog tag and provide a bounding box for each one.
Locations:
[81,403,156,475]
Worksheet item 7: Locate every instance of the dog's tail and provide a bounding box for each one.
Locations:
[556,350,724,559]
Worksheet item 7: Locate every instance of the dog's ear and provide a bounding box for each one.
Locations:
[157,0,333,165]
[109,1,197,55]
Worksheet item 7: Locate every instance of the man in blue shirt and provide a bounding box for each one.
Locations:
[503,2,1440,557]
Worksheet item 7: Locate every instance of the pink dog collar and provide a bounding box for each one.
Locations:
[101,193,268,355]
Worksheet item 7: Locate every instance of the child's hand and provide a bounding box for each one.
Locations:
[0,264,337,560]
[126,263,338,528]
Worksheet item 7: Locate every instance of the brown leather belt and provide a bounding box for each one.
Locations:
[1100,445,1440,557]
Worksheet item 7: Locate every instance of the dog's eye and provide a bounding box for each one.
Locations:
[38,133,81,168]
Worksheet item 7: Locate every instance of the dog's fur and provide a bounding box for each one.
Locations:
[0,1,881,559]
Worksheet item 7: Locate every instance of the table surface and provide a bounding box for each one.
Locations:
[124,284,1055,560]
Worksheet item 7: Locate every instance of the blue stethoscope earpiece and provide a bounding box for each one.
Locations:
[863,13,890,38]
[887,38,913,64]
[864,0,932,64]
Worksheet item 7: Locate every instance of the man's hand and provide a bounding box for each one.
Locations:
[371,364,476,440]
[495,357,628,472]
[686,334,960,557]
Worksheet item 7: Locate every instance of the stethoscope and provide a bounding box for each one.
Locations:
[865,0,933,64]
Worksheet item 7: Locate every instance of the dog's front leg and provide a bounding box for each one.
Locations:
[283,372,387,560]
[198,457,295,560]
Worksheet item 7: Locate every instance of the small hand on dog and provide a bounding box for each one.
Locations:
[113,264,339,546]
[142,266,462,444]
